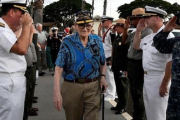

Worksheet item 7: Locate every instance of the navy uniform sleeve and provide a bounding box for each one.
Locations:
[55,39,68,68]
[153,30,175,54]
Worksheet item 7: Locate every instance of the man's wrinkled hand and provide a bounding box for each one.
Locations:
[53,89,63,111]
[100,77,108,93]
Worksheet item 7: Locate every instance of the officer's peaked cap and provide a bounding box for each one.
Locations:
[0,0,28,13]
[101,15,114,21]
[145,6,167,18]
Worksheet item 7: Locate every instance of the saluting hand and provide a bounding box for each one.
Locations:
[163,16,177,32]
[136,18,146,32]
[20,13,33,26]
[124,17,131,30]
[98,23,102,32]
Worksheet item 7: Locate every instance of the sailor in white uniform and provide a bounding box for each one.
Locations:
[99,15,116,101]
[0,0,33,120]
[133,6,174,120]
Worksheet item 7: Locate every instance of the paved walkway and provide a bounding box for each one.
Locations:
[29,70,131,120]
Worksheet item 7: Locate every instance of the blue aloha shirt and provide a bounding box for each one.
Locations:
[55,32,106,80]
[153,30,180,120]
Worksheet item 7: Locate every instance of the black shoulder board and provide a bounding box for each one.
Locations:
[0,23,5,28]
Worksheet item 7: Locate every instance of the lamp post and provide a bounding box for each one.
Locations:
[92,0,94,16]
[82,0,85,11]
[103,0,107,15]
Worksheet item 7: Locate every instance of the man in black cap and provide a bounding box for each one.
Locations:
[122,8,152,120]
[0,0,33,120]
[133,6,174,120]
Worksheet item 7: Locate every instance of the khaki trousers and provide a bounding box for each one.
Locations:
[61,80,101,120]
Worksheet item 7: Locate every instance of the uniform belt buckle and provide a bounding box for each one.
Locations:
[144,71,148,75]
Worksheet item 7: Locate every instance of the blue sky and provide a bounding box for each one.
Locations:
[44,0,180,19]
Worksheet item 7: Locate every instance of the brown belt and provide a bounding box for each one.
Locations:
[64,77,98,84]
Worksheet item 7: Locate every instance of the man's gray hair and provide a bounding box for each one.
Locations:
[36,23,42,28]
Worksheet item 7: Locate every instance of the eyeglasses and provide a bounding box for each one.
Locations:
[78,24,92,29]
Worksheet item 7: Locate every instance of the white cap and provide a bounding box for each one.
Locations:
[145,5,167,18]
[101,15,114,21]
[0,0,27,13]
[0,0,26,4]
[51,27,58,31]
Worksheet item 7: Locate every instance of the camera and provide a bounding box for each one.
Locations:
[175,12,180,25]
[52,30,57,37]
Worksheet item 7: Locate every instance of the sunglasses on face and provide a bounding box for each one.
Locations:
[78,24,92,29]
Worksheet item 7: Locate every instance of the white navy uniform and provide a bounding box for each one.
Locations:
[140,25,174,120]
[103,30,116,101]
[0,17,26,120]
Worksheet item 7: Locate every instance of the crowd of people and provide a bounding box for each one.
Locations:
[0,0,180,120]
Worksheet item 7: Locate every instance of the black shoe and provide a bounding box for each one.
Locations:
[52,73,54,76]
[111,106,119,111]
[28,110,38,116]
[115,109,126,114]
[33,96,38,99]
[41,72,46,74]
[30,107,39,111]
[33,100,37,103]
[39,72,44,76]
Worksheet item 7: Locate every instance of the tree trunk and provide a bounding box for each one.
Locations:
[33,0,44,24]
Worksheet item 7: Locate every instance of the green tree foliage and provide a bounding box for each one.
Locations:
[117,0,180,18]
[43,0,92,28]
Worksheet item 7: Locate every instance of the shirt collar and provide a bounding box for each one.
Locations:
[157,25,164,33]
[74,32,94,47]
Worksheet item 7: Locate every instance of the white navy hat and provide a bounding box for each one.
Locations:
[0,0,28,13]
[51,27,58,31]
[101,15,114,22]
[145,6,167,18]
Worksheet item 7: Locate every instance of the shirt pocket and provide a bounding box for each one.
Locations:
[10,76,26,93]
[142,44,148,50]
[0,77,13,92]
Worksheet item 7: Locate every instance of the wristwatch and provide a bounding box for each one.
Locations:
[100,74,106,78]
